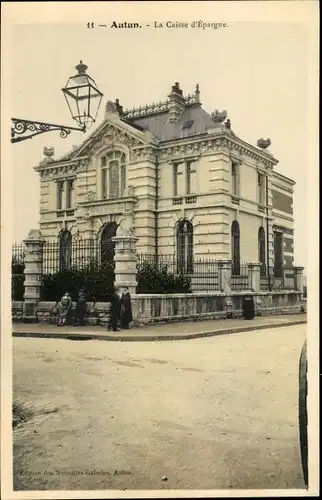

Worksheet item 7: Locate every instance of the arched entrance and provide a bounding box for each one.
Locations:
[100,222,118,263]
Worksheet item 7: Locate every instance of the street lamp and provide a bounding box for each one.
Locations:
[62,60,103,129]
[11,61,103,144]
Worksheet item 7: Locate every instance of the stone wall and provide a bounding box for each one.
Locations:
[12,291,304,327]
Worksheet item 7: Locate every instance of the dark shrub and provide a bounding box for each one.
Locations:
[40,259,115,302]
[136,262,191,294]
[11,259,25,301]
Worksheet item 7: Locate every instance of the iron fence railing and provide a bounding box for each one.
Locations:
[11,243,25,300]
[137,254,221,291]
[260,266,297,291]
[12,243,25,264]
[41,239,113,275]
[12,239,301,298]
[231,263,250,291]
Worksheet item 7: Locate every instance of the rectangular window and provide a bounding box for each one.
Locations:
[109,160,120,198]
[258,173,265,205]
[120,164,126,196]
[102,169,108,199]
[57,181,65,210]
[232,162,238,195]
[186,161,197,195]
[273,231,283,277]
[173,163,184,197]
[66,180,74,209]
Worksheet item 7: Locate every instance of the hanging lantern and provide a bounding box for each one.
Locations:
[62,61,103,130]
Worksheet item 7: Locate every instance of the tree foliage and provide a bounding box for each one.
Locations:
[40,259,115,302]
[137,262,192,294]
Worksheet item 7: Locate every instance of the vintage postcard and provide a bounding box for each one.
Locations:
[1,1,319,498]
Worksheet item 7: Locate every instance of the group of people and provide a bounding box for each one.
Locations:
[109,287,133,331]
[56,288,86,327]
[55,286,133,332]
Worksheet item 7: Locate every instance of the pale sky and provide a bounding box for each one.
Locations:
[8,8,313,269]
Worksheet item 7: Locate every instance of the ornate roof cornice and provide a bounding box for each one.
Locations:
[35,158,91,179]
[34,125,278,175]
[158,131,279,167]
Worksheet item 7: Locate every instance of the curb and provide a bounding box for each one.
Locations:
[12,319,307,342]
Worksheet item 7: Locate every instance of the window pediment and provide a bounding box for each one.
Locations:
[74,122,150,159]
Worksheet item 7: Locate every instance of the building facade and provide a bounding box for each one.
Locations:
[35,82,295,273]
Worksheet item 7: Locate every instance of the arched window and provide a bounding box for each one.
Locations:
[101,150,126,199]
[59,230,72,271]
[258,227,266,275]
[231,221,240,275]
[100,222,118,263]
[176,220,193,273]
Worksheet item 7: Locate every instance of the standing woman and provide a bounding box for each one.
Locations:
[109,288,121,332]
[120,287,133,329]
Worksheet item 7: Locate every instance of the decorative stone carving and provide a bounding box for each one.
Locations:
[224,119,231,130]
[38,161,79,179]
[131,146,157,161]
[78,124,141,158]
[124,184,135,197]
[84,210,92,220]
[257,138,271,149]
[181,120,194,130]
[44,146,54,158]
[86,190,95,201]
[26,228,44,241]
[40,146,55,164]
[116,195,137,235]
[116,224,133,236]
[78,158,91,171]
[158,135,277,168]
[210,110,227,123]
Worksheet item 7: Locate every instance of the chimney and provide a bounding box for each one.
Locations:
[168,82,185,123]
[104,99,123,119]
[115,99,123,115]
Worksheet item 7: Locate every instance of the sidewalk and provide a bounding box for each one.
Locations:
[13,314,307,342]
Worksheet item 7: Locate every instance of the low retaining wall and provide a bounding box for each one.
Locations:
[12,291,304,327]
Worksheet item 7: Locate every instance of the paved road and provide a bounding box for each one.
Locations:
[13,324,306,491]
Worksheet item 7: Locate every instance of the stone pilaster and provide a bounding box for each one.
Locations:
[218,260,232,293]
[112,232,138,295]
[23,229,45,321]
[294,266,305,294]
[248,262,261,292]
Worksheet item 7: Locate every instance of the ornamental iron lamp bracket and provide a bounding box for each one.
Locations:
[12,61,103,144]
[11,118,86,143]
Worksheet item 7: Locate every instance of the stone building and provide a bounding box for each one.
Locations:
[34,82,295,274]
